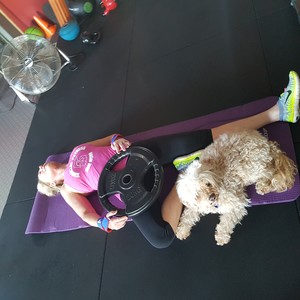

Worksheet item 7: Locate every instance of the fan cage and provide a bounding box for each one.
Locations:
[1,35,62,95]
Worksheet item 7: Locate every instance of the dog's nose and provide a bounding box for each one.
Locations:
[209,193,216,201]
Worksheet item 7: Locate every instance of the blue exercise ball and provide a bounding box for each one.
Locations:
[59,20,80,41]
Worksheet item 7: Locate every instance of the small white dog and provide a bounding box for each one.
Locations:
[176,129,297,246]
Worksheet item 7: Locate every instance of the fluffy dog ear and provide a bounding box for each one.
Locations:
[176,160,201,206]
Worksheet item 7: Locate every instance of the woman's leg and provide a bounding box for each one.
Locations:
[161,185,183,233]
[133,185,183,248]
[132,130,213,165]
[132,198,176,249]
[132,131,213,248]
[211,106,278,139]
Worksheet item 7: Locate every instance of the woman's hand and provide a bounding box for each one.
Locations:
[111,137,131,154]
[107,211,128,230]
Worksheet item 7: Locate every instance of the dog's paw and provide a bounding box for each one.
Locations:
[255,186,266,195]
[256,182,273,195]
[175,227,191,240]
[215,232,231,246]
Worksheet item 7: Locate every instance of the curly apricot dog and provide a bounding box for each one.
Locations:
[176,129,297,246]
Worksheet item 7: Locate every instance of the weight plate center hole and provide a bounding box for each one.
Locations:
[122,174,132,185]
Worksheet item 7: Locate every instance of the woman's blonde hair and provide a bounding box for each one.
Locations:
[37,179,63,197]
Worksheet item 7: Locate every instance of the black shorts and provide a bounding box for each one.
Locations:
[131,129,213,249]
[133,129,213,165]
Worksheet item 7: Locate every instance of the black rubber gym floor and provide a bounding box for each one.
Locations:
[1,1,300,299]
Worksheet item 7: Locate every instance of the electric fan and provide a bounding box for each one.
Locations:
[0,35,81,102]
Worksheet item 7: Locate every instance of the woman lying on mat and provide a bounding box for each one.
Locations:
[37,71,300,249]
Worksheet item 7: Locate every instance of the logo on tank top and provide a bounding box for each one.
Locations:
[69,146,94,178]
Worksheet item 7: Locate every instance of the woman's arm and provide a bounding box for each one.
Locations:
[86,134,131,153]
[60,185,128,230]
[86,134,116,147]
[87,134,131,154]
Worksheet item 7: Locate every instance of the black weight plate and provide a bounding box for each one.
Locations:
[98,146,164,217]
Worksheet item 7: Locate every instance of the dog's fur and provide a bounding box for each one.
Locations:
[176,129,297,246]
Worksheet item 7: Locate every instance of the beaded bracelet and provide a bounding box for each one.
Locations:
[97,217,112,233]
[111,134,123,144]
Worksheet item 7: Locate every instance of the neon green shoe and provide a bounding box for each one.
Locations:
[173,149,202,171]
[278,70,300,123]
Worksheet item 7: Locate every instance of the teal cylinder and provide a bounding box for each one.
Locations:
[59,20,80,41]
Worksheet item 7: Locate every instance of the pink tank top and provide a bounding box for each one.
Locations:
[64,144,127,193]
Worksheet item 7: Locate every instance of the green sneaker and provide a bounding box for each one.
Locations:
[278,70,300,123]
[173,149,202,171]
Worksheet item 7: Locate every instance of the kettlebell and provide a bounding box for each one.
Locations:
[67,0,94,17]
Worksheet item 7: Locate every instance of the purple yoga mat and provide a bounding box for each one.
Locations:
[25,96,300,234]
